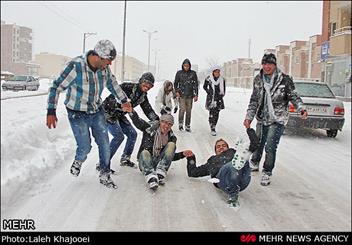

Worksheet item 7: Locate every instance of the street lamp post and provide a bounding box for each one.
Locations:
[121,0,127,82]
[83,32,97,54]
[142,30,157,72]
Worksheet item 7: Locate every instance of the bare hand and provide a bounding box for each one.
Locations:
[301,110,308,120]
[183,150,194,157]
[46,115,58,129]
[243,119,251,129]
[175,92,180,98]
[121,102,132,113]
[193,96,198,102]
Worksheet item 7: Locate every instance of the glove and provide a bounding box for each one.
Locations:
[187,155,196,165]
[173,106,178,114]
[160,106,171,115]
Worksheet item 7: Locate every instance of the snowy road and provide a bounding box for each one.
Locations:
[1,81,351,231]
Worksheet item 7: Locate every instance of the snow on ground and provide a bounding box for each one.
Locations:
[1,79,351,231]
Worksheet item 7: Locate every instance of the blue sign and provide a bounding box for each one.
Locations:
[321,42,329,61]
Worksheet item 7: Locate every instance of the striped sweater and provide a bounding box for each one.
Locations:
[47,51,128,115]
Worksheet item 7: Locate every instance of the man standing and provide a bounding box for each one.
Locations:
[174,58,199,132]
[46,39,131,189]
[243,53,308,186]
[101,72,159,171]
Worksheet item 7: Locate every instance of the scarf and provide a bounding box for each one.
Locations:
[153,128,169,157]
[262,70,278,124]
[209,75,225,96]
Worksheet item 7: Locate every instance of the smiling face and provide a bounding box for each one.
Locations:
[139,82,154,92]
[160,120,173,134]
[262,63,276,76]
[215,139,229,155]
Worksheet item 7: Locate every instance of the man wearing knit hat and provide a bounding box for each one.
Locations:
[128,109,193,190]
[101,72,159,172]
[243,52,307,186]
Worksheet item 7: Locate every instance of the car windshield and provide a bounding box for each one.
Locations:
[7,75,28,82]
[294,82,335,98]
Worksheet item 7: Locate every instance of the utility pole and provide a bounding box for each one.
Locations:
[121,0,127,82]
[153,48,160,78]
[142,30,158,72]
[248,38,251,59]
[83,32,97,53]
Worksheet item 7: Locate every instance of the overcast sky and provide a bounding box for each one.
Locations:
[1,1,323,79]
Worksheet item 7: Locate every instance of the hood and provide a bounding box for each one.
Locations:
[181,59,191,71]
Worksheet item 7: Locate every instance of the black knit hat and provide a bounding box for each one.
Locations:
[139,72,155,85]
[261,53,277,65]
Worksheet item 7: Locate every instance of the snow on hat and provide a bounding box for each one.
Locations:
[211,65,221,72]
[139,72,155,85]
[160,114,174,125]
[94,39,117,61]
[261,53,276,65]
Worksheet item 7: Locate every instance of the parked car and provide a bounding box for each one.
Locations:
[1,75,40,91]
[287,80,345,138]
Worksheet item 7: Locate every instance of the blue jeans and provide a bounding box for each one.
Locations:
[107,119,137,161]
[216,162,251,197]
[251,122,285,175]
[67,108,110,173]
[138,142,176,176]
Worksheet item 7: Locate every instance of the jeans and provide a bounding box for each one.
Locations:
[138,142,176,176]
[107,119,137,162]
[179,98,193,127]
[250,122,285,175]
[67,108,110,173]
[216,162,251,197]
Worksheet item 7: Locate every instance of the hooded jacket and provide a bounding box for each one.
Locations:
[174,59,199,98]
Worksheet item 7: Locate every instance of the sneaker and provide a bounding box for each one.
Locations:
[249,160,259,172]
[185,126,191,132]
[156,168,167,186]
[70,160,83,177]
[179,125,184,131]
[96,163,117,175]
[211,129,217,136]
[146,174,159,190]
[120,158,137,168]
[261,173,271,186]
[99,172,117,189]
[228,194,240,208]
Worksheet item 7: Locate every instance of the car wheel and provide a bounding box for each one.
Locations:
[326,129,338,138]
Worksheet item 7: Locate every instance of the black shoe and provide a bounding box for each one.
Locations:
[179,125,184,131]
[99,172,117,189]
[96,163,117,174]
[148,177,159,190]
[70,160,83,177]
[157,174,165,185]
[185,126,191,132]
[120,159,137,168]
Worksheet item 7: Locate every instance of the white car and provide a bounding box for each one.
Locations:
[2,75,40,91]
[287,80,345,138]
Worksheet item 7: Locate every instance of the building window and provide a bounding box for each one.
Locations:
[331,22,337,35]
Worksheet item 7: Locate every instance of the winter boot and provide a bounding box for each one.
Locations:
[228,194,240,208]
[185,125,191,132]
[146,173,159,190]
[249,160,259,171]
[99,171,117,189]
[70,160,83,177]
[210,128,217,136]
[260,172,271,186]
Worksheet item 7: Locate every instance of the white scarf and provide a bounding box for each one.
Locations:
[209,75,225,96]
[263,71,278,123]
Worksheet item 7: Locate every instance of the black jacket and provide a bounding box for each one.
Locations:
[103,82,159,124]
[186,128,259,178]
[129,110,185,161]
[203,75,226,111]
[174,59,199,98]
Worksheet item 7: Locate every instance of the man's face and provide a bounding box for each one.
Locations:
[183,63,190,71]
[215,140,229,155]
[160,120,173,134]
[140,82,153,92]
[97,57,112,70]
[262,63,276,76]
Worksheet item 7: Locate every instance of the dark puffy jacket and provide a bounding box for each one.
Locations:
[174,59,199,98]
[103,82,159,124]
[129,110,185,161]
[203,75,226,111]
[186,128,259,178]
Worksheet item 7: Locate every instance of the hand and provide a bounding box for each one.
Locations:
[243,119,252,129]
[173,106,178,114]
[300,110,308,120]
[46,115,58,129]
[175,92,180,98]
[183,150,194,157]
[121,102,132,113]
[193,96,198,102]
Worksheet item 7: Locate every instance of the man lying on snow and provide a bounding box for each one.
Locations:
[128,108,193,190]
[186,128,259,208]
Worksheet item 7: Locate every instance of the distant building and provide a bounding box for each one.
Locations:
[275,45,290,74]
[1,20,39,75]
[223,58,259,88]
[112,55,148,82]
[289,40,309,79]
[34,52,72,78]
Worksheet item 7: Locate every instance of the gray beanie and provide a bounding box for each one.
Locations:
[94,39,117,60]
[160,114,174,125]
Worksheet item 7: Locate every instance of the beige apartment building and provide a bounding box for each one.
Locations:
[1,20,39,75]
[111,55,149,82]
[321,0,351,97]
[34,52,72,78]
[275,45,290,74]
[223,58,260,88]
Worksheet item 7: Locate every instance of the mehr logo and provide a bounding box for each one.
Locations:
[2,219,35,230]
[241,234,256,243]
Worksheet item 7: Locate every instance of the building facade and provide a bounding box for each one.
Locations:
[34,52,72,78]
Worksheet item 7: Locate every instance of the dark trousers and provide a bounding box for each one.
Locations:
[209,109,220,129]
